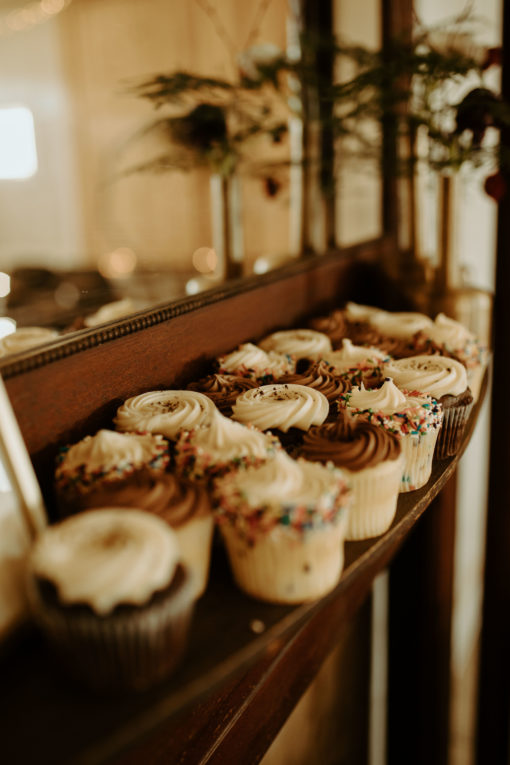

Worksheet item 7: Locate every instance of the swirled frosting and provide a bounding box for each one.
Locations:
[338,379,443,435]
[320,339,388,371]
[29,509,180,615]
[308,310,351,345]
[384,355,468,397]
[213,450,351,541]
[259,329,332,360]
[344,302,386,322]
[370,311,433,339]
[114,390,216,439]
[175,409,280,479]
[276,360,353,403]
[217,342,295,381]
[0,326,58,357]
[55,429,170,492]
[67,469,211,526]
[301,417,402,471]
[187,374,258,414]
[232,384,329,432]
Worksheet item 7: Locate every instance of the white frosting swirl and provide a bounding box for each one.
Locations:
[320,339,387,372]
[216,451,342,513]
[370,311,433,339]
[0,327,58,357]
[232,383,329,432]
[346,379,407,414]
[344,302,386,321]
[29,509,180,615]
[217,342,295,379]
[259,329,332,359]
[114,390,216,439]
[178,409,277,463]
[425,313,477,350]
[56,429,167,476]
[384,355,468,397]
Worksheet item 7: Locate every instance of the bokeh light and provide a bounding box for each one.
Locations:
[192,247,217,274]
[0,317,16,340]
[97,247,137,279]
[0,272,11,298]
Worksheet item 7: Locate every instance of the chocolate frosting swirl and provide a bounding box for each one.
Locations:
[187,374,258,414]
[276,360,352,402]
[64,469,211,527]
[301,418,401,471]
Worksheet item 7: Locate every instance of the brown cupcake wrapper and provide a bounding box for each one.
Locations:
[435,400,474,459]
[27,566,196,693]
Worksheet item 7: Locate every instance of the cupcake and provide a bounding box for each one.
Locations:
[232,383,329,449]
[186,373,258,416]
[275,359,354,406]
[308,309,354,347]
[319,338,388,388]
[413,313,488,401]
[217,342,295,382]
[300,417,404,540]
[338,378,443,492]
[368,310,434,340]
[55,429,170,515]
[0,326,59,357]
[114,390,217,440]
[174,409,280,482]
[58,470,214,598]
[384,355,474,458]
[258,328,332,361]
[26,509,197,692]
[213,451,351,604]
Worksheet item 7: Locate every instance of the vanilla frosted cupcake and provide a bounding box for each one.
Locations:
[187,374,258,415]
[217,342,295,382]
[213,451,351,604]
[232,383,329,449]
[338,379,443,492]
[26,509,196,691]
[369,310,433,340]
[174,409,280,481]
[0,326,59,357]
[320,339,388,387]
[60,471,214,598]
[55,429,170,514]
[114,390,217,440]
[300,418,404,540]
[259,328,332,360]
[414,313,488,401]
[384,355,474,458]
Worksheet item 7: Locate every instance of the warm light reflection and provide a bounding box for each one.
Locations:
[192,247,218,274]
[0,317,16,340]
[2,0,71,36]
[97,247,137,279]
[185,278,201,296]
[54,281,79,309]
[0,107,38,179]
[0,272,11,298]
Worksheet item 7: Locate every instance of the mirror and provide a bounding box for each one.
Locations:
[0,0,382,353]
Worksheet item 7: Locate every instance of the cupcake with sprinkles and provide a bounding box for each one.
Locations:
[258,328,332,361]
[319,338,389,388]
[216,342,295,383]
[337,378,443,492]
[174,408,281,482]
[213,450,352,604]
[55,429,170,516]
[275,359,353,415]
[114,390,217,441]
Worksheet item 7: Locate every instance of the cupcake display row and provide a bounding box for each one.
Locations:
[23,302,487,692]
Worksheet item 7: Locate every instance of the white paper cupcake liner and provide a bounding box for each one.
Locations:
[435,400,474,459]
[344,454,404,540]
[27,565,196,692]
[399,428,439,492]
[173,514,214,598]
[220,514,348,604]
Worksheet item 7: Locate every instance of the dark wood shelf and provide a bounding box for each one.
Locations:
[1,380,487,765]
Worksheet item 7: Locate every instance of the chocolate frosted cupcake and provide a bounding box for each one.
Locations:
[384,355,474,458]
[258,328,332,360]
[300,418,403,540]
[308,309,353,347]
[213,451,351,604]
[187,373,258,416]
[276,359,353,409]
[60,471,214,598]
[114,390,217,440]
[232,383,329,450]
[26,509,197,692]
[217,342,295,383]
[174,409,280,482]
[338,379,443,492]
[55,429,170,515]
